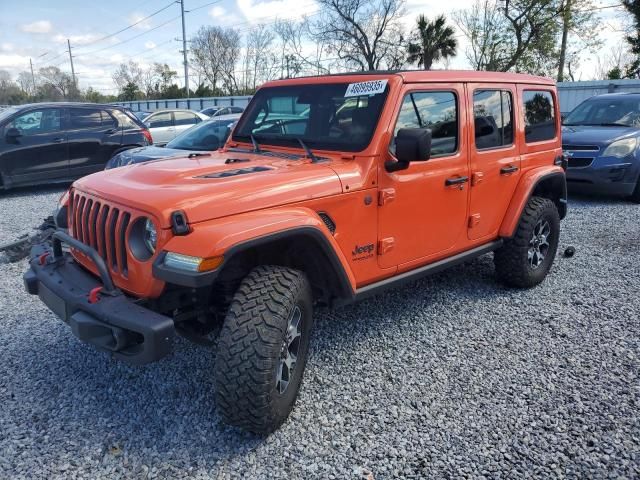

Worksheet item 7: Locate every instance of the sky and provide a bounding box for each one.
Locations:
[0,0,631,95]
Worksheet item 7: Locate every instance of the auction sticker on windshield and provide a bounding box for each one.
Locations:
[344,80,388,97]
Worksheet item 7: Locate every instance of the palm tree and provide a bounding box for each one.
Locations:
[407,14,458,70]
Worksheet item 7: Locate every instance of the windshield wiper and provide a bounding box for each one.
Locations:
[297,138,319,163]
[598,122,630,127]
[250,134,261,153]
[187,152,210,158]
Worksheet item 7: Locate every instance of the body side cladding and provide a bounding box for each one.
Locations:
[499,167,567,238]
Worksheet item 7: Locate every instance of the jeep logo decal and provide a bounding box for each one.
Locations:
[352,243,374,260]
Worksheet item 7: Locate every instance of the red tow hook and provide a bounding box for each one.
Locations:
[88,286,103,304]
[38,252,50,265]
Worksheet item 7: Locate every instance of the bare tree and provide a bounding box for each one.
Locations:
[190,26,241,94]
[455,0,563,75]
[311,0,406,71]
[16,71,36,96]
[245,25,279,90]
[112,61,143,91]
[454,0,507,70]
[39,66,75,98]
[595,44,635,79]
[274,19,330,76]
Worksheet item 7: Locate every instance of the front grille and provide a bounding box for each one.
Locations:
[562,145,600,152]
[69,191,131,278]
[568,157,594,168]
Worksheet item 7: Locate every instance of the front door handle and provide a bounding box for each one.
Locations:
[445,176,469,186]
[52,137,65,143]
[500,165,519,175]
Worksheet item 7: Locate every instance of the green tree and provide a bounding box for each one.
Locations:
[119,81,141,101]
[623,0,640,77]
[407,14,457,70]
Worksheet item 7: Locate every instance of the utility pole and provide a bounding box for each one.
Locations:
[29,58,36,93]
[67,39,77,89]
[179,0,189,98]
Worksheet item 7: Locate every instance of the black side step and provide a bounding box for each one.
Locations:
[351,240,504,303]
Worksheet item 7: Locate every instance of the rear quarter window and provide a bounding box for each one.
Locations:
[523,90,556,143]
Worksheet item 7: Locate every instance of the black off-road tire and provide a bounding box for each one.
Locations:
[214,265,313,434]
[494,196,560,288]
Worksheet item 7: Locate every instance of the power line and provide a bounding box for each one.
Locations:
[75,15,182,57]
[74,1,176,50]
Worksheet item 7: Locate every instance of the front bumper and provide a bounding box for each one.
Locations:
[566,156,639,197]
[23,231,174,365]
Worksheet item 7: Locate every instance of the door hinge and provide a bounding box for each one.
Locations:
[378,188,395,206]
[378,237,395,255]
[468,214,481,228]
[471,172,484,186]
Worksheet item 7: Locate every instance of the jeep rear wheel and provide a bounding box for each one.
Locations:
[494,196,560,288]
[214,265,313,434]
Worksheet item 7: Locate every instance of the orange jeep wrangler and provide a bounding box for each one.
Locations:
[24,71,567,433]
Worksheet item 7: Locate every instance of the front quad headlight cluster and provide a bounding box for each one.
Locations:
[129,216,158,261]
[128,216,223,273]
[602,138,638,158]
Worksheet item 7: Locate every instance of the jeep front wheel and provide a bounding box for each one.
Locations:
[214,265,313,434]
[494,196,560,288]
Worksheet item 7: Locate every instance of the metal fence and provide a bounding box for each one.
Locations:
[557,79,640,113]
[112,80,640,115]
[114,96,252,112]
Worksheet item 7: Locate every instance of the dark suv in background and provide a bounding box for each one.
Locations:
[0,103,152,190]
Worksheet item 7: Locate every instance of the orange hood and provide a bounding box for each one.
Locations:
[73,151,343,228]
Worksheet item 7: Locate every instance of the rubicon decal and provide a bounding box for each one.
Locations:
[352,243,375,260]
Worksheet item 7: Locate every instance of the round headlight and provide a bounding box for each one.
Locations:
[144,218,157,253]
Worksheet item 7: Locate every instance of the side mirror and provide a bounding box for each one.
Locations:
[386,128,432,172]
[5,127,21,142]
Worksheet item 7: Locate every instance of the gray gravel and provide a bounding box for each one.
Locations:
[1,186,639,479]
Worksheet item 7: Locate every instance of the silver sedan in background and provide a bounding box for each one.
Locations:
[141,109,209,145]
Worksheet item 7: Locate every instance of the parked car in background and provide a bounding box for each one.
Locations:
[562,93,640,202]
[132,110,152,121]
[142,109,209,146]
[106,114,241,169]
[200,106,244,117]
[0,102,151,190]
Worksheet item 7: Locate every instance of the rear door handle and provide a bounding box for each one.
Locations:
[52,137,65,143]
[500,165,519,175]
[445,176,469,186]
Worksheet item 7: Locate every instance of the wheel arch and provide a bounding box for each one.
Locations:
[156,208,356,305]
[216,227,354,305]
[499,166,567,238]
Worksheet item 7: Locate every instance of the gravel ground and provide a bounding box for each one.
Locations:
[0,186,638,479]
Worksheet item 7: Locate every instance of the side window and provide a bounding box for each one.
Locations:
[69,108,102,129]
[147,112,173,128]
[473,90,514,150]
[391,91,458,157]
[111,109,137,129]
[8,109,61,135]
[523,90,556,143]
[174,111,199,126]
[101,110,117,129]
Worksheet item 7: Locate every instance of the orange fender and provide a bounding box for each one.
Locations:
[499,166,566,238]
[162,206,357,292]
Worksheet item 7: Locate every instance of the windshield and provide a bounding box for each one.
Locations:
[564,96,640,127]
[166,117,237,151]
[232,81,390,152]
[0,107,19,124]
